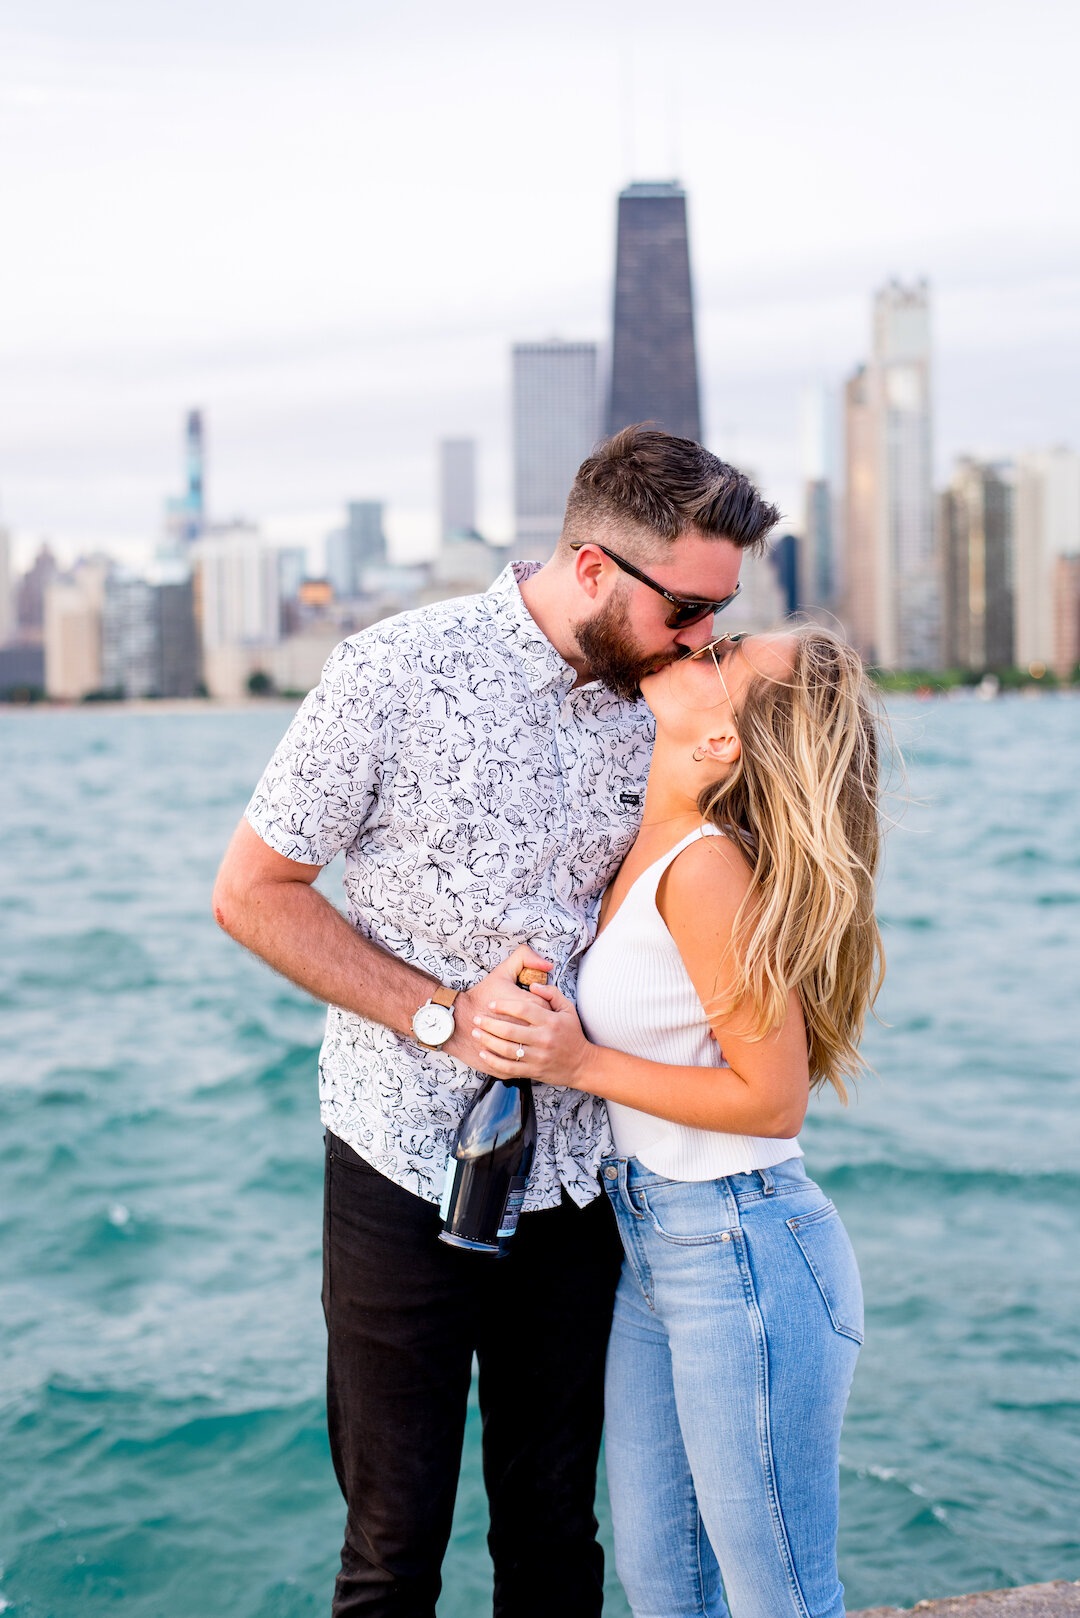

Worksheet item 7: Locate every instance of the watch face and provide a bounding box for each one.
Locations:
[412,1001,455,1046]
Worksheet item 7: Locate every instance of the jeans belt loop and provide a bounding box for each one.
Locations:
[758,1165,775,1196]
[617,1158,642,1219]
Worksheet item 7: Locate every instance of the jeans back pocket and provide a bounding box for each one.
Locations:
[786,1202,864,1343]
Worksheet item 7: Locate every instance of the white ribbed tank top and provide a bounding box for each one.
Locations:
[577,825,802,1181]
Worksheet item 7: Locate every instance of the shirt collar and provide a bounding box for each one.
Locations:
[484,561,579,694]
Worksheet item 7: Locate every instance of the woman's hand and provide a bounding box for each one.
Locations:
[469,983,594,1091]
[443,945,552,1065]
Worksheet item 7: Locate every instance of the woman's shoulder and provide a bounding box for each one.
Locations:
[656,826,753,932]
[676,826,754,880]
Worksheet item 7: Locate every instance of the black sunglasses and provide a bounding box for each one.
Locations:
[569,542,742,629]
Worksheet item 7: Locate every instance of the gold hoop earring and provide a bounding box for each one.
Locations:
[692,747,707,762]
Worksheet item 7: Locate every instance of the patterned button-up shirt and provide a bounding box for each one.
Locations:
[245,562,654,1209]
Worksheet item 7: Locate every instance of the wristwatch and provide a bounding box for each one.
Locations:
[412,986,460,1049]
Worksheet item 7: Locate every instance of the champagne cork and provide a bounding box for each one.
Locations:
[516,967,549,988]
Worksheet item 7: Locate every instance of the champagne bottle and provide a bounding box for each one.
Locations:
[438,969,545,1255]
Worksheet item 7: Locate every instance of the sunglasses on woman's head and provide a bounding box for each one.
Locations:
[568,542,742,629]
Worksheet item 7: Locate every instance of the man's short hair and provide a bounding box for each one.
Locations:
[561,424,780,557]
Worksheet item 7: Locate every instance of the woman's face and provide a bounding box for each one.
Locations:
[639,632,798,747]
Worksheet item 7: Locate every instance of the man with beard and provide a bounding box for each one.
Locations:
[212,424,779,1618]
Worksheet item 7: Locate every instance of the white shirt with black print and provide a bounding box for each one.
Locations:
[245,562,654,1210]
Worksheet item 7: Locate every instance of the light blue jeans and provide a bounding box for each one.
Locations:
[600,1155,862,1618]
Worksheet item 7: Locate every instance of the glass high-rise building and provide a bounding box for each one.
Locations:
[101,570,199,699]
[1014,447,1080,669]
[512,341,599,560]
[607,181,701,443]
[164,409,206,552]
[940,458,1014,672]
[799,384,841,609]
[439,439,478,542]
[326,501,387,598]
[842,280,940,670]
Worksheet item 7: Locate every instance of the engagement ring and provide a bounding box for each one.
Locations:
[515,1045,525,1062]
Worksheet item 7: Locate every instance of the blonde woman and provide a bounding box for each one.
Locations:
[471,627,884,1618]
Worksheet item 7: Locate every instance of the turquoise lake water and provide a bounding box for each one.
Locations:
[1,696,1079,1616]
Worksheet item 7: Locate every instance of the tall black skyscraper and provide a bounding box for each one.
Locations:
[607,181,701,443]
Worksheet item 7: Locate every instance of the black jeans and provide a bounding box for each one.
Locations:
[322,1131,624,1618]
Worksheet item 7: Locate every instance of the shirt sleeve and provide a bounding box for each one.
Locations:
[244,634,390,865]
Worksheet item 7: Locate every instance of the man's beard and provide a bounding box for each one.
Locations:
[573,591,685,701]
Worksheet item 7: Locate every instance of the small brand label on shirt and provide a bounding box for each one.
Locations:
[619,793,641,807]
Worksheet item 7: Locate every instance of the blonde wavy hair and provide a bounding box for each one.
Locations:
[699,626,886,1101]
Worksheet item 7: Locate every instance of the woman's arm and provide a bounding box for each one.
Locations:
[470,835,809,1139]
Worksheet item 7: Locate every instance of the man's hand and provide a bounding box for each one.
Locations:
[443,946,553,1065]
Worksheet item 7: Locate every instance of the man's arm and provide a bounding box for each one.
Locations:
[212,818,546,1065]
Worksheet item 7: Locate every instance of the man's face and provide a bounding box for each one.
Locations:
[572,528,744,701]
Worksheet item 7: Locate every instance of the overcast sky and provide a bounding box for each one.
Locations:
[1,0,1077,569]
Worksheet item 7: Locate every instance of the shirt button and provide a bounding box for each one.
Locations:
[604,1166,618,1180]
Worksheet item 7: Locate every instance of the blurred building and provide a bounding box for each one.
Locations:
[155,573,200,697]
[357,564,431,619]
[44,560,109,699]
[715,543,787,637]
[261,634,339,696]
[769,534,801,619]
[298,578,334,610]
[843,365,876,658]
[195,523,282,650]
[102,569,199,699]
[277,545,308,634]
[423,536,504,605]
[1052,557,1080,680]
[16,542,59,638]
[0,525,13,643]
[799,385,840,610]
[1013,447,1080,671]
[940,458,1014,671]
[512,340,599,560]
[0,642,44,695]
[193,523,283,697]
[102,575,158,696]
[258,575,352,693]
[802,482,833,612]
[607,181,701,442]
[277,547,307,603]
[164,409,207,552]
[326,502,387,598]
[439,439,478,543]
[193,523,348,699]
[842,280,940,669]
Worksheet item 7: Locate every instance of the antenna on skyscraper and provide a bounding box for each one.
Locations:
[619,42,637,181]
[666,76,682,181]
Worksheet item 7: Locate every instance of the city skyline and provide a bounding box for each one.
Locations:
[13,311,1079,697]
[0,0,1077,568]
